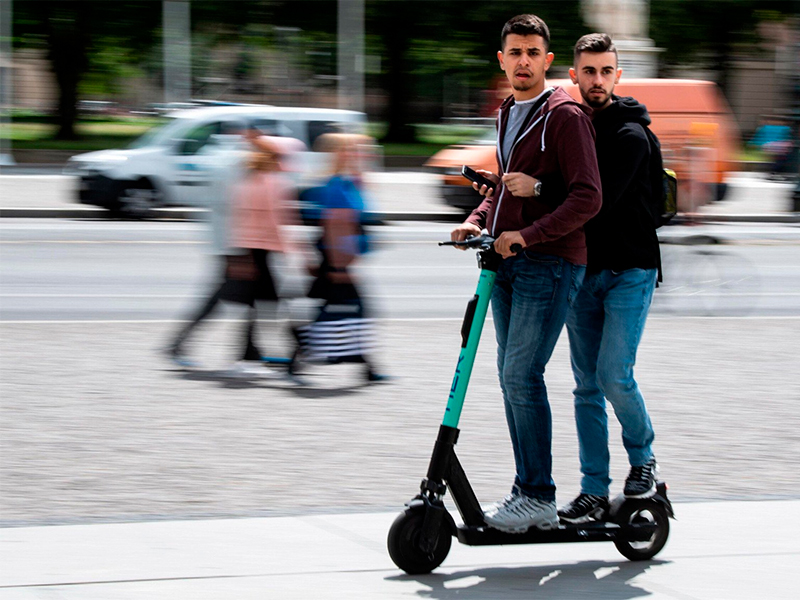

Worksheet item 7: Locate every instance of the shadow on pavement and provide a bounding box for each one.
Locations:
[387,559,669,600]
[173,368,367,398]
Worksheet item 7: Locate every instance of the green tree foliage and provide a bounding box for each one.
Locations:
[369,0,587,142]
[11,0,798,145]
[13,0,161,139]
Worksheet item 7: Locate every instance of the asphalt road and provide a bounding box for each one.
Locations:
[2,220,799,320]
[1,219,799,528]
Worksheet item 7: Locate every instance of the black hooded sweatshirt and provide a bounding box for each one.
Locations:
[586,95,660,274]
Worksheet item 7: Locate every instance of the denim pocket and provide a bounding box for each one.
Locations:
[516,252,562,302]
[611,267,647,278]
[522,250,561,266]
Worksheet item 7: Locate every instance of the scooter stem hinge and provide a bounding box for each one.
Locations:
[420,478,447,497]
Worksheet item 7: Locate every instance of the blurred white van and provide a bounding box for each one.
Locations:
[66,105,367,217]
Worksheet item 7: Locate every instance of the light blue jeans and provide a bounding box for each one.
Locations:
[566,268,657,497]
[492,251,585,502]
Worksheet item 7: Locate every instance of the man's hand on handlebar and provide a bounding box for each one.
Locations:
[494,231,525,258]
[450,222,482,251]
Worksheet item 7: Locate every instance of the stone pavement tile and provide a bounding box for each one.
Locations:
[1,501,799,599]
[2,318,800,526]
[0,514,391,588]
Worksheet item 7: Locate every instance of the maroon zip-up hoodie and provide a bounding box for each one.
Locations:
[466,86,602,265]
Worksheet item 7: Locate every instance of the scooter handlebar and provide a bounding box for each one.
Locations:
[439,234,495,249]
[439,235,522,254]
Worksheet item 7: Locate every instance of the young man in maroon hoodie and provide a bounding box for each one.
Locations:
[450,14,602,533]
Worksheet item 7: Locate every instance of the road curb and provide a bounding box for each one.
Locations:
[0,207,207,220]
[1,206,799,225]
[680,212,800,224]
[0,207,467,222]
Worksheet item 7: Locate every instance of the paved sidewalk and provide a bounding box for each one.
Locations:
[2,501,798,599]
[3,318,799,525]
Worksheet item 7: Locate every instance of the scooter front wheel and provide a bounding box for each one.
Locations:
[613,500,670,561]
[387,510,452,574]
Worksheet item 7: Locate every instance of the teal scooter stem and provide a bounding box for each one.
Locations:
[439,238,502,428]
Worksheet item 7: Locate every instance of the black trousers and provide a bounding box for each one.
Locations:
[173,250,278,360]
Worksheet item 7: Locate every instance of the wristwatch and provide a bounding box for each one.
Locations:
[533,180,542,197]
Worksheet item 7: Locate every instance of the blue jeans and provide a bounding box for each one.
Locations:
[566,268,657,497]
[492,251,585,502]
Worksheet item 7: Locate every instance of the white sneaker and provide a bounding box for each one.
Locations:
[230,361,282,378]
[484,485,521,518]
[483,495,559,533]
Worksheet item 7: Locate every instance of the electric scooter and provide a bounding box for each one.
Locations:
[387,235,674,575]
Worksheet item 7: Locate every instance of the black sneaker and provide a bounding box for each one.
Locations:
[558,494,609,524]
[624,457,659,498]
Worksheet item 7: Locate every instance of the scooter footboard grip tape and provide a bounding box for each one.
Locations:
[460,295,479,347]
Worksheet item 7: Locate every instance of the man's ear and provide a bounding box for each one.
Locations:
[544,52,555,71]
[569,67,578,84]
[615,68,622,84]
[497,50,504,70]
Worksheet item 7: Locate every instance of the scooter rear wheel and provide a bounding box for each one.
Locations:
[387,510,452,574]
[613,500,670,561]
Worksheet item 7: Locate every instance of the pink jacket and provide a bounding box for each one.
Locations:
[232,171,298,253]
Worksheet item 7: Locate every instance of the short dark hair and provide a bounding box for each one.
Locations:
[573,33,617,65]
[501,14,550,51]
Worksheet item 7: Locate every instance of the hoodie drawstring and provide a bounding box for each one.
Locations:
[541,112,551,152]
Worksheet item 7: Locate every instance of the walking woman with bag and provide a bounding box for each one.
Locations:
[223,134,304,376]
[292,133,387,384]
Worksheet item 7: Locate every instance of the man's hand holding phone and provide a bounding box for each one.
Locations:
[462,166,499,198]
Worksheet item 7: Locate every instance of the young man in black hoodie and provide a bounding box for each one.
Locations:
[558,34,661,524]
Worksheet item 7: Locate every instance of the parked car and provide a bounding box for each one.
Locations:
[65,105,367,217]
[426,79,741,214]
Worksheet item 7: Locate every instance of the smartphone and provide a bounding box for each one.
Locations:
[461,165,495,191]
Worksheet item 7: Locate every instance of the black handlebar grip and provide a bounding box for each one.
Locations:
[510,243,522,254]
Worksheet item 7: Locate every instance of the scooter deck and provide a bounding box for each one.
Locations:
[456,520,658,546]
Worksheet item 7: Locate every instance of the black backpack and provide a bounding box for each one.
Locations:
[644,127,678,228]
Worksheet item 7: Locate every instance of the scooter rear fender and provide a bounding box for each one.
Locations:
[609,482,675,520]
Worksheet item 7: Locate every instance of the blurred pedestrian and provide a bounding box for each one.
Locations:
[450,14,601,533]
[751,117,793,180]
[291,132,387,383]
[166,123,246,368]
[167,130,302,373]
[223,134,303,376]
[558,34,661,524]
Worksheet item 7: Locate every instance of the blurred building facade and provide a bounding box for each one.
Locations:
[726,18,798,134]
[3,2,798,138]
[581,0,662,78]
